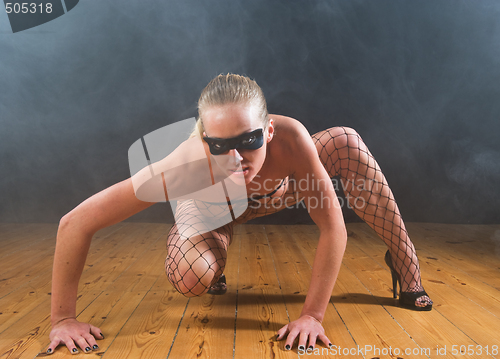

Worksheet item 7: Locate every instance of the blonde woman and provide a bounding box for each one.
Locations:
[47,74,432,355]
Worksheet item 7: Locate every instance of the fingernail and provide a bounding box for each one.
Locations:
[285,344,291,350]
[276,334,279,340]
[298,345,305,351]
[92,345,99,350]
[329,342,333,348]
[100,332,105,339]
[85,347,91,352]
[46,348,52,354]
[72,348,78,353]
[308,345,313,351]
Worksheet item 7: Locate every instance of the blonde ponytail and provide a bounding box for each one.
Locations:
[189,117,204,138]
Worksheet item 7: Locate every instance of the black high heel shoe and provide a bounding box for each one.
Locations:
[207,274,227,295]
[384,250,433,311]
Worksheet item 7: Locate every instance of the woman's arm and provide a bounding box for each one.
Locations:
[48,177,155,354]
[276,121,347,351]
[47,134,218,354]
[299,206,347,317]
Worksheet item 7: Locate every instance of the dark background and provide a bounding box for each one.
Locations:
[1,0,499,225]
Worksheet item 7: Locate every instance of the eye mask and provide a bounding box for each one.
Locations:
[203,128,264,155]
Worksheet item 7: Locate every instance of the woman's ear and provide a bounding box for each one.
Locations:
[266,118,275,142]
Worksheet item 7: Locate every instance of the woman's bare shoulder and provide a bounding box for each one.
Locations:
[270,113,301,126]
[269,114,310,137]
[269,115,311,147]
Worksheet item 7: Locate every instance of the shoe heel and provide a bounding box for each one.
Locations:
[385,250,399,299]
[384,250,433,311]
[390,269,398,298]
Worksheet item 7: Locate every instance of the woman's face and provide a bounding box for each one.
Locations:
[202,103,273,185]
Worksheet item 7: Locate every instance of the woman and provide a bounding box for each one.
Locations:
[47,74,432,355]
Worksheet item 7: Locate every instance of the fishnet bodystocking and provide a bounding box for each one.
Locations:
[165,126,431,306]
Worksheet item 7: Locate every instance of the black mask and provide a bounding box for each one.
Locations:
[203,128,264,155]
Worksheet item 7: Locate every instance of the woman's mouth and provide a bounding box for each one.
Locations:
[230,166,249,176]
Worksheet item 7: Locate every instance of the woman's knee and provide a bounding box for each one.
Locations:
[168,267,217,297]
[165,235,227,297]
[166,257,223,297]
[315,126,360,149]
[336,127,361,148]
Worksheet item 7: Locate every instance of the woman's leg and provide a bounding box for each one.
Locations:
[165,200,233,297]
[312,127,432,308]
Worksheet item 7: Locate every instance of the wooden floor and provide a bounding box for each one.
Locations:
[0,222,499,359]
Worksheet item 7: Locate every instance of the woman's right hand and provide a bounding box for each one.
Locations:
[46,318,103,355]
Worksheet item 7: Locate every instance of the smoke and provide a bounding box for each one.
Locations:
[1,0,500,223]
[446,140,500,188]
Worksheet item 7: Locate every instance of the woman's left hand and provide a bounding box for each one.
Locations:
[276,314,331,351]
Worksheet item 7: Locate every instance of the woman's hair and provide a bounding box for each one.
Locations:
[190,74,269,138]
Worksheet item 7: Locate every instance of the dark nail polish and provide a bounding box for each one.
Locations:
[299,345,305,351]
[329,342,333,348]
[308,346,314,351]
[92,345,99,350]
[285,344,291,350]
[100,332,105,339]
[46,348,52,354]
[275,334,279,340]
[72,348,78,353]
[85,347,91,352]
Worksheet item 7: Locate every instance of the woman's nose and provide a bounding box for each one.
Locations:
[228,149,243,163]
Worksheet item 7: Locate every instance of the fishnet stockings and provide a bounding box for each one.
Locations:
[312,126,424,294]
[165,200,232,297]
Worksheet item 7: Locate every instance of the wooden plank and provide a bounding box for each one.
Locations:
[37,290,154,358]
[286,224,431,359]
[0,290,101,359]
[0,222,163,359]
[99,290,189,359]
[0,224,58,261]
[0,223,41,245]
[0,223,30,237]
[409,223,500,290]
[167,223,240,359]
[266,224,358,358]
[0,237,57,297]
[104,228,170,293]
[33,224,172,358]
[0,224,146,357]
[411,222,500,267]
[0,224,137,333]
[413,223,500,256]
[0,223,125,298]
[1,222,499,359]
[417,251,500,319]
[35,227,168,357]
[76,223,168,293]
[344,223,498,358]
[233,225,297,359]
[0,278,53,335]
[33,223,179,359]
[0,235,54,275]
[167,294,237,359]
[341,237,467,358]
